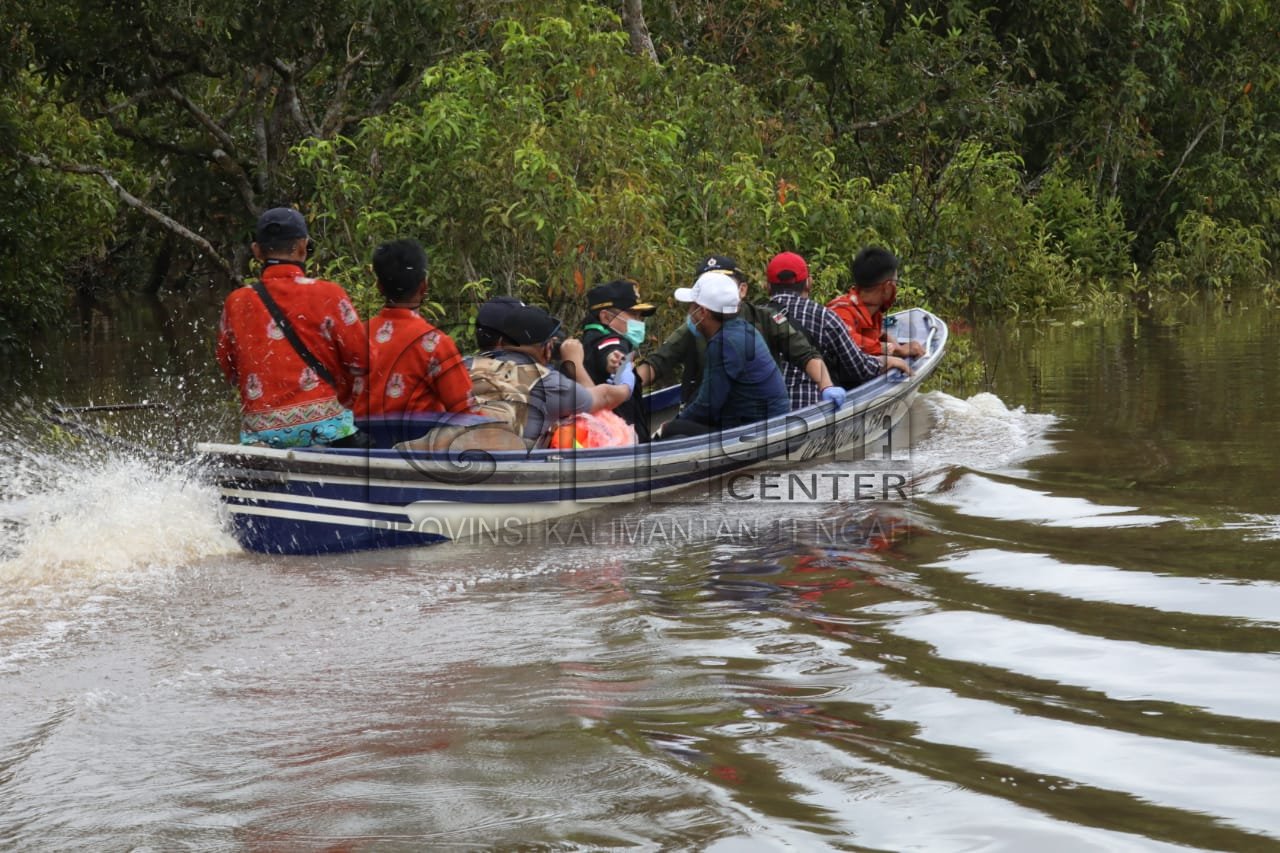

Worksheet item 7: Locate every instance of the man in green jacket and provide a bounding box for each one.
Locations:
[635,255,839,407]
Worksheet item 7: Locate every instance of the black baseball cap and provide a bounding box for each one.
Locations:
[500,304,562,345]
[586,279,656,316]
[696,254,746,280]
[255,207,309,243]
[476,297,561,346]
[476,296,524,332]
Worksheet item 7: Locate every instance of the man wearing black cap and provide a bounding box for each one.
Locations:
[465,297,631,445]
[635,254,839,407]
[216,207,370,448]
[578,278,656,440]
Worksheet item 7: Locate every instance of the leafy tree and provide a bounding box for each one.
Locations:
[11,0,489,289]
[3,0,1278,354]
[0,66,119,348]
[989,0,1280,259]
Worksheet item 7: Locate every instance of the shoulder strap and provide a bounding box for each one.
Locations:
[251,281,337,389]
[766,297,819,353]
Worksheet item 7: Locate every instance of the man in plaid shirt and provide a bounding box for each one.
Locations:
[764,252,912,408]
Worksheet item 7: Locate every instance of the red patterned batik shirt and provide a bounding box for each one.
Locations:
[354,307,476,418]
[216,263,368,434]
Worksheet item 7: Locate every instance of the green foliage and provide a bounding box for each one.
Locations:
[0,70,119,348]
[989,0,1280,262]
[924,329,984,397]
[1149,212,1271,292]
[1029,160,1133,281]
[884,144,1080,317]
[302,7,885,318]
[4,0,1279,351]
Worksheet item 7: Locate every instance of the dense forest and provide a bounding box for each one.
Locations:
[2,0,1277,349]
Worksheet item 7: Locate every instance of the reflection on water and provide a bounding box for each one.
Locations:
[1,294,1279,850]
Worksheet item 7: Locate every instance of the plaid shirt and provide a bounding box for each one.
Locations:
[767,291,882,407]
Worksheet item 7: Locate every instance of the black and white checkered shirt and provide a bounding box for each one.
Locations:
[767,291,882,407]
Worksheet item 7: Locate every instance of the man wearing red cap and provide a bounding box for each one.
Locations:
[765,251,911,407]
[216,207,369,448]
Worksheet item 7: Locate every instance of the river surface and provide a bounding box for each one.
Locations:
[1,294,1277,851]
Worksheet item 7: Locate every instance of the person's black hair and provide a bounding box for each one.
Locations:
[373,239,428,302]
[704,308,737,323]
[257,236,308,257]
[767,280,805,293]
[475,326,505,349]
[852,246,899,289]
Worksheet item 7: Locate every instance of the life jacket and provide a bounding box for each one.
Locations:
[467,353,550,437]
[549,409,637,449]
[826,291,884,355]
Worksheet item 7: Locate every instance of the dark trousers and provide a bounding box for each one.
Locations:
[657,417,713,440]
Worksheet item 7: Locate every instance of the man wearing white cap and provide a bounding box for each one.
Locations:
[657,271,789,439]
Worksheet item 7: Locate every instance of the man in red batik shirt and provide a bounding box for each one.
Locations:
[216,207,369,448]
[354,238,476,419]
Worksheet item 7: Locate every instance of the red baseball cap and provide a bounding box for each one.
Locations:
[766,251,809,286]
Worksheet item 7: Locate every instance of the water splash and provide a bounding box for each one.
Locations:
[0,417,237,583]
[911,391,1058,474]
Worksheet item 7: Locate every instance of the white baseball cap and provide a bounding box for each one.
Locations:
[674,271,741,313]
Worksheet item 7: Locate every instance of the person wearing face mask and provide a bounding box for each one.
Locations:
[354,239,477,419]
[636,255,837,410]
[216,207,369,448]
[827,247,926,359]
[764,251,912,404]
[656,272,789,440]
[577,278,656,440]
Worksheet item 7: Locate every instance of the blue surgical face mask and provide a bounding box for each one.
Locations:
[686,313,702,339]
[623,319,646,347]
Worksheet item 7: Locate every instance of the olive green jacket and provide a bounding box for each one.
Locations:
[638,301,821,403]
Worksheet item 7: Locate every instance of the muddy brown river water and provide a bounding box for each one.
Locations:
[1,294,1277,850]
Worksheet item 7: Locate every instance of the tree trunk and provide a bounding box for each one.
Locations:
[621,0,659,64]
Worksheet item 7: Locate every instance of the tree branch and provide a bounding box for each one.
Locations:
[269,57,319,136]
[106,118,214,160]
[319,30,370,138]
[165,84,238,151]
[844,100,921,133]
[1132,115,1217,238]
[20,152,237,282]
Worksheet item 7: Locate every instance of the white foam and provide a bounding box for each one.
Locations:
[1227,514,1280,542]
[910,391,1058,474]
[0,452,237,583]
[928,472,1173,528]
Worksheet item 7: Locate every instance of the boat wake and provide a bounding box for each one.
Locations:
[909,390,1059,482]
[0,425,236,585]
